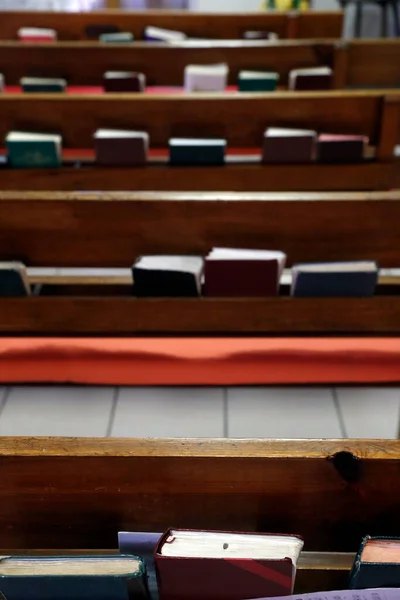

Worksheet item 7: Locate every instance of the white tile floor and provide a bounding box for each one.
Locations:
[0,385,398,438]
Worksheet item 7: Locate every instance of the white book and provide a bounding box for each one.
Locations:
[264,127,317,138]
[20,76,67,87]
[169,138,226,147]
[184,63,229,93]
[135,255,203,273]
[207,246,286,266]
[0,73,4,93]
[238,70,278,80]
[159,530,303,564]
[293,261,378,274]
[104,71,141,79]
[94,129,149,150]
[289,66,332,90]
[144,26,187,42]
[17,27,57,40]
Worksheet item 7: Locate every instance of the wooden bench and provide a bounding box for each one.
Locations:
[0,39,399,89]
[2,190,400,336]
[0,10,344,40]
[0,92,398,192]
[0,436,399,596]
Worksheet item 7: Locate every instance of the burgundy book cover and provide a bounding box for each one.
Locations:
[94,138,147,166]
[292,73,332,91]
[262,135,315,164]
[317,134,366,163]
[155,530,298,600]
[204,260,280,296]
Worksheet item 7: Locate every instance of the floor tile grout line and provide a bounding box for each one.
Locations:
[106,387,120,437]
[223,388,229,438]
[332,387,347,438]
[0,387,10,421]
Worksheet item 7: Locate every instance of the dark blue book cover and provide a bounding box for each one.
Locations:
[0,554,147,600]
[291,261,378,298]
[118,532,161,600]
[350,536,400,589]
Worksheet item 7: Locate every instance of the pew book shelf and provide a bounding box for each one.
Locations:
[1,190,400,335]
[1,39,400,90]
[0,91,398,192]
[0,437,398,596]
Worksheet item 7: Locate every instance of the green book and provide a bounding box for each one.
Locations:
[99,31,134,43]
[0,262,31,297]
[169,138,226,166]
[20,77,67,93]
[238,70,279,92]
[6,131,62,169]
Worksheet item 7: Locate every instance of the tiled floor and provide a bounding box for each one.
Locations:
[0,385,398,438]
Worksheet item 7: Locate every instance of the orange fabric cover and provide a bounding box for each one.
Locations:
[1,338,400,385]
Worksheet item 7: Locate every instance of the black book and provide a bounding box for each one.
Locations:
[133,256,204,297]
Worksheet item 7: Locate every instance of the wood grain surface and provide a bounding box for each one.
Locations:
[0,40,336,87]
[0,92,389,148]
[0,10,344,40]
[3,296,400,334]
[0,437,398,554]
[1,39,399,89]
[0,162,398,192]
[1,191,400,267]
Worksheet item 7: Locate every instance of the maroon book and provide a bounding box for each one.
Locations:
[94,129,149,166]
[288,67,332,91]
[262,127,316,164]
[103,71,146,93]
[317,134,367,163]
[155,529,303,600]
[204,248,286,297]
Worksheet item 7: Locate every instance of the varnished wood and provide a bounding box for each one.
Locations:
[3,296,400,334]
[0,92,391,148]
[0,437,398,556]
[347,39,400,88]
[2,191,400,267]
[24,268,400,286]
[1,39,400,89]
[0,40,336,87]
[0,162,398,192]
[0,10,344,40]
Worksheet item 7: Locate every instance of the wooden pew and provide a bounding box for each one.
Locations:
[0,10,344,40]
[2,190,400,335]
[0,436,399,596]
[0,92,398,192]
[0,40,340,88]
[0,39,399,89]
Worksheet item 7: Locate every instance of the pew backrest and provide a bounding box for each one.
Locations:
[0,10,344,40]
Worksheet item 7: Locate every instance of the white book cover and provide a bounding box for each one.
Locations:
[20,77,67,87]
[264,127,317,138]
[239,71,278,81]
[18,27,57,39]
[144,26,187,42]
[169,138,226,147]
[184,63,229,93]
